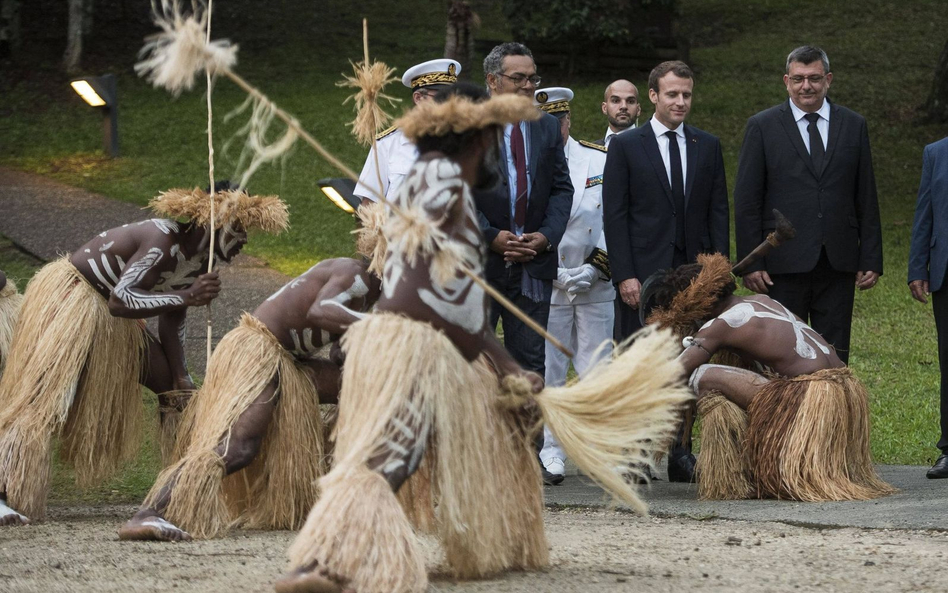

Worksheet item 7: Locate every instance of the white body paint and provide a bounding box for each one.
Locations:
[113,248,184,310]
[688,363,747,396]
[0,498,28,523]
[701,298,830,360]
[319,275,370,322]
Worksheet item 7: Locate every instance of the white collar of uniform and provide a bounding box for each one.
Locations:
[650,115,684,139]
[789,98,830,123]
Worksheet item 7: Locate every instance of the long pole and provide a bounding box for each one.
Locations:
[205,0,216,363]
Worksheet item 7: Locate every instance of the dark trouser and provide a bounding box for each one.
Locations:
[933,288,948,454]
[768,248,856,364]
[488,265,551,376]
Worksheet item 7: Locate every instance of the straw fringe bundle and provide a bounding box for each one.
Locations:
[136,0,238,96]
[0,259,144,519]
[395,94,541,142]
[695,393,751,500]
[525,327,694,514]
[746,368,895,501]
[157,390,193,466]
[0,278,23,375]
[355,201,388,275]
[150,187,289,233]
[148,313,325,538]
[337,60,401,147]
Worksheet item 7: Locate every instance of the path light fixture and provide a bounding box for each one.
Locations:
[70,74,119,158]
[317,177,360,213]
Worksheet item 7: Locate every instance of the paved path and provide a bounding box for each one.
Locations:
[0,166,292,375]
[2,166,946,532]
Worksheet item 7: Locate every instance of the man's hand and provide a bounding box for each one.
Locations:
[856,271,880,291]
[565,264,596,295]
[329,341,346,366]
[554,268,571,290]
[910,279,930,304]
[519,232,549,254]
[619,277,641,308]
[183,272,222,307]
[743,270,773,294]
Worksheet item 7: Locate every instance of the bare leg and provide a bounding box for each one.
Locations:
[119,378,280,541]
[301,358,342,406]
[692,364,769,410]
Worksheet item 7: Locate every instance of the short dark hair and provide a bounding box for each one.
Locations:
[786,45,830,74]
[483,42,533,78]
[648,61,694,94]
[414,82,493,157]
[640,263,737,326]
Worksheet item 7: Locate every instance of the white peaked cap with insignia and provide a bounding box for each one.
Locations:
[534,87,574,115]
[402,59,462,89]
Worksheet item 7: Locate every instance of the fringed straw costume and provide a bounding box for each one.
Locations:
[0,259,145,520]
[0,278,23,376]
[146,313,326,539]
[650,254,894,502]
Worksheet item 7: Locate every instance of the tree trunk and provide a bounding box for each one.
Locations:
[924,38,948,123]
[444,0,479,80]
[0,0,21,59]
[63,0,84,74]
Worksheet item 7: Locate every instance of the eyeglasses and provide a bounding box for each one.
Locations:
[788,75,826,85]
[498,72,541,87]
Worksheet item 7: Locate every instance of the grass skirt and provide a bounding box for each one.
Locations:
[0,259,144,520]
[0,278,23,376]
[287,313,547,593]
[146,313,326,539]
[695,392,751,500]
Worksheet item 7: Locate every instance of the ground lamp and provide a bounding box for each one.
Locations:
[69,74,119,158]
[318,177,360,214]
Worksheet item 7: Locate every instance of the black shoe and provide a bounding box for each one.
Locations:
[927,454,948,479]
[667,453,697,483]
[542,468,565,486]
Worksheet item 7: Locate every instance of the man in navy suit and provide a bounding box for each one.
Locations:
[602,60,730,481]
[473,42,573,378]
[909,136,948,479]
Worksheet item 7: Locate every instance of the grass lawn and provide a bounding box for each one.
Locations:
[1,0,948,504]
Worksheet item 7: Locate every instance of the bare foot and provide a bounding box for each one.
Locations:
[0,498,30,526]
[274,565,352,593]
[118,513,192,542]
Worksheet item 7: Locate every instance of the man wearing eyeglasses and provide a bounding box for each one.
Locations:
[734,46,883,365]
[474,42,573,391]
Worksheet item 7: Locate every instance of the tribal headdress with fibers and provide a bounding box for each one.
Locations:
[395,93,541,142]
[643,253,735,338]
[150,188,289,234]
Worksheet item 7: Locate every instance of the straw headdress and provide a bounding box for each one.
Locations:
[149,188,289,234]
[646,253,735,336]
[395,94,541,142]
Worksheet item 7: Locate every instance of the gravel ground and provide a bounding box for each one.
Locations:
[1,504,946,593]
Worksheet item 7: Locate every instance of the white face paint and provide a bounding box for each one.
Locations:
[113,248,184,310]
[702,299,831,360]
[216,222,247,261]
[151,218,180,235]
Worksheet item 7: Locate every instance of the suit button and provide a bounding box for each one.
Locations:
[596,203,601,208]
[818,213,823,219]
[561,255,566,261]
[588,228,592,233]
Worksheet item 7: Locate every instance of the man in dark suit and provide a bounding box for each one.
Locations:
[734,46,883,365]
[908,136,948,479]
[602,60,729,481]
[473,42,573,378]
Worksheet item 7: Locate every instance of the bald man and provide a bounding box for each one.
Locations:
[597,79,641,148]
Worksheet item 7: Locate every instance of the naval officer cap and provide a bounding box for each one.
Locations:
[534,87,573,116]
[402,59,462,90]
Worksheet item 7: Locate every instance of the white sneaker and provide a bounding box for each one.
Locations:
[542,457,565,485]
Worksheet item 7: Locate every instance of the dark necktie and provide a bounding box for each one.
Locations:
[511,122,528,229]
[804,112,825,173]
[665,131,686,251]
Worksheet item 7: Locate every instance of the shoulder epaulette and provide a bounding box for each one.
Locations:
[376,126,398,141]
[579,139,607,153]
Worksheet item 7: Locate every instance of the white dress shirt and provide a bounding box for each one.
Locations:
[503,121,532,234]
[603,123,635,148]
[789,98,830,154]
[649,116,687,189]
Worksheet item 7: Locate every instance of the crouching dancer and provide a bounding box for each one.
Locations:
[275,84,690,593]
[0,187,288,526]
[118,205,386,541]
[641,253,896,501]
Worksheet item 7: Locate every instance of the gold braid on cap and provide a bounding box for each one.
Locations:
[539,99,570,115]
[647,253,734,337]
[354,201,387,275]
[395,94,541,142]
[411,72,458,89]
[150,188,290,234]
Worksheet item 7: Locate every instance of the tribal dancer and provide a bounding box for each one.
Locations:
[276,84,689,593]
[641,253,896,501]
[118,205,385,542]
[0,187,288,525]
[0,270,23,377]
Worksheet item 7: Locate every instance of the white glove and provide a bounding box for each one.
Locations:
[554,267,571,290]
[564,264,597,294]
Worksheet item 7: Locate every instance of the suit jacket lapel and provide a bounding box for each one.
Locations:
[640,126,674,205]
[684,125,697,208]
[528,120,541,186]
[821,102,842,176]
[779,100,819,179]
